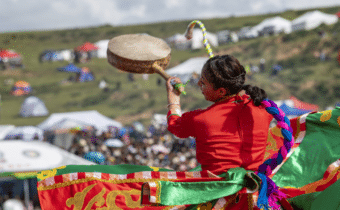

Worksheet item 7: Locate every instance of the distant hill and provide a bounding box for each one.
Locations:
[0,6,339,127]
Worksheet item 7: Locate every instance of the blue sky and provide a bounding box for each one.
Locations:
[1,0,339,33]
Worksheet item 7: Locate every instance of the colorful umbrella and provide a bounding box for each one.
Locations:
[104,138,124,148]
[83,151,105,164]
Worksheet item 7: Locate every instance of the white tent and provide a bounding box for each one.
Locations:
[94,39,110,58]
[19,96,49,117]
[292,10,338,31]
[191,29,218,50]
[252,16,292,35]
[46,118,93,150]
[166,33,191,50]
[0,125,15,140]
[238,26,259,39]
[4,126,44,141]
[166,33,188,44]
[166,57,209,83]
[48,118,92,131]
[0,140,95,173]
[60,49,73,61]
[151,114,167,129]
[37,110,122,133]
[0,140,95,209]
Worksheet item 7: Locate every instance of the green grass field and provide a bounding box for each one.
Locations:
[1,6,340,127]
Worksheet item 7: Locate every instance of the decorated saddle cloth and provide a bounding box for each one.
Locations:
[36,108,340,210]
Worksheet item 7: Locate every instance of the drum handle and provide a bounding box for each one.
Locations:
[152,63,185,94]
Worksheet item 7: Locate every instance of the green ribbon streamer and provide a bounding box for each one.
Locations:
[154,167,261,206]
[174,80,190,95]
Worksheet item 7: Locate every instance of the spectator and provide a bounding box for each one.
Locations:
[271,64,283,76]
[128,73,134,82]
[260,58,265,72]
[320,50,326,61]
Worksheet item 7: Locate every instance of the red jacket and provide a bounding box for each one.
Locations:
[167,94,273,175]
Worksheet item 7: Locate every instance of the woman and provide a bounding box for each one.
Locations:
[166,54,273,176]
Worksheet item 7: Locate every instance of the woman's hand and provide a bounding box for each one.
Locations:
[166,77,181,104]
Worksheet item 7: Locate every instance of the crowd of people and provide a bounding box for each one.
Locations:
[67,122,198,172]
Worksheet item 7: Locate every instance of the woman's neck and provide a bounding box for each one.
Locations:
[214,93,237,103]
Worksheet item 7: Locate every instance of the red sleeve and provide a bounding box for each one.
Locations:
[167,110,196,139]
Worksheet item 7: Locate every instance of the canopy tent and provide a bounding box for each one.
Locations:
[47,118,92,133]
[0,140,96,209]
[0,141,95,177]
[274,96,319,112]
[166,57,209,83]
[191,29,218,50]
[57,63,81,73]
[44,118,93,150]
[0,49,20,59]
[3,126,44,141]
[75,42,99,52]
[289,96,319,111]
[94,39,109,58]
[336,11,340,18]
[251,16,292,35]
[19,96,49,117]
[279,103,312,116]
[291,10,338,31]
[0,49,23,70]
[10,81,31,96]
[37,110,122,134]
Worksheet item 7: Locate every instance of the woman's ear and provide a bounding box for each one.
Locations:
[218,88,228,96]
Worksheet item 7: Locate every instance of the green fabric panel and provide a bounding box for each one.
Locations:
[156,168,259,206]
[311,179,340,210]
[273,108,340,188]
[288,192,321,210]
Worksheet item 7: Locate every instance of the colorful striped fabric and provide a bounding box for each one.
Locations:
[37,108,340,210]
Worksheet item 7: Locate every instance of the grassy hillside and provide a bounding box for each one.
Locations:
[0,6,340,127]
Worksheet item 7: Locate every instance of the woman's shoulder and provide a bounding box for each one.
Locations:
[183,108,204,116]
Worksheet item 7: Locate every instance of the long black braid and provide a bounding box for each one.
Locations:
[204,55,267,106]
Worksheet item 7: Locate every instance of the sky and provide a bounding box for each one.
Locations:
[1,0,340,33]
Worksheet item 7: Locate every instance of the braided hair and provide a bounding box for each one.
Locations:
[203,55,267,106]
[204,55,295,208]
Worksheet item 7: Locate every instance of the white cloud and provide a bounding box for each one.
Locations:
[0,0,339,32]
[130,4,147,18]
[165,0,182,8]
[250,1,266,12]
[285,0,340,10]
[198,0,215,6]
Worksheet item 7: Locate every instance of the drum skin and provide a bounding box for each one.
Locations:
[107,34,171,74]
